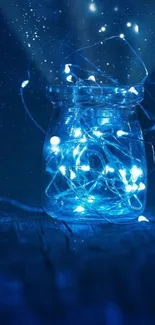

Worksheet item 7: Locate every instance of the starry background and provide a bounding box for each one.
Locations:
[1,1,155,323]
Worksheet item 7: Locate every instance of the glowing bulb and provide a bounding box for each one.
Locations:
[80,165,90,171]
[88,75,96,82]
[127,22,132,27]
[70,170,76,180]
[131,166,142,182]
[74,206,85,213]
[80,136,87,143]
[105,165,115,173]
[117,130,128,137]
[138,182,146,191]
[134,24,139,33]
[101,26,106,31]
[93,130,103,137]
[89,3,96,12]
[125,185,132,192]
[120,34,125,39]
[66,75,73,82]
[21,80,29,88]
[64,64,71,74]
[74,128,82,138]
[119,169,127,185]
[132,184,138,191]
[59,166,66,175]
[125,184,138,192]
[129,87,138,95]
[138,215,149,222]
[100,26,106,32]
[50,136,61,146]
[101,118,109,125]
[73,148,79,156]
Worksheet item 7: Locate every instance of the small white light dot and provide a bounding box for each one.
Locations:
[80,165,90,171]
[101,26,106,32]
[89,3,96,12]
[50,136,61,146]
[88,75,96,82]
[117,130,128,137]
[138,182,146,191]
[64,64,71,74]
[134,24,139,33]
[70,170,76,180]
[74,128,82,138]
[127,22,132,27]
[59,165,66,175]
[74,206,85,213]
[132,184,138,191]
[138,215,149,223]
[80,136,87,143]
[129,87,139,95]
[93,130,103,137]
[125,185,132,193]
[105,165,115,173]
[21,80,29,88]
[73,148,79,156]
[120,33,125,39]
[66,75,73,82]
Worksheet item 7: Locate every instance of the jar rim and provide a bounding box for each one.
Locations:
[46,84,144,107]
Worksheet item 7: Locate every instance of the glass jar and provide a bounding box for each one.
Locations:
[43,84,147,223]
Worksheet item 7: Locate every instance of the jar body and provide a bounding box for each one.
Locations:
[43,96,147,223]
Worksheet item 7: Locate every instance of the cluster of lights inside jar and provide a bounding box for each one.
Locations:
[47,85,146,216]
[44,36,148,218]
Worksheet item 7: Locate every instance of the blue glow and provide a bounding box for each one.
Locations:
[42,36,148,223]
[11,35,155,223]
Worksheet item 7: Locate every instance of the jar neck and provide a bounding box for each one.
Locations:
[46,85,144,116]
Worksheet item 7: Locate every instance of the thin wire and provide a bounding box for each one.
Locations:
[20,69,46,135]
[0,197,44,213]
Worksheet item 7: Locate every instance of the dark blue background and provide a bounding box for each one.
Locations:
[1,1,155,324]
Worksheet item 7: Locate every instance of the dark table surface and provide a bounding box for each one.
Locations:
[0,208,155,325]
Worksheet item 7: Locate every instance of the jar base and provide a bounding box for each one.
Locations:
[44,202,144,224]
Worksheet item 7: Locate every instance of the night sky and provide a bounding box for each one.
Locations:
[1,0,155,209]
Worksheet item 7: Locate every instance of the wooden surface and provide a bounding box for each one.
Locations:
[0,209,155,325]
